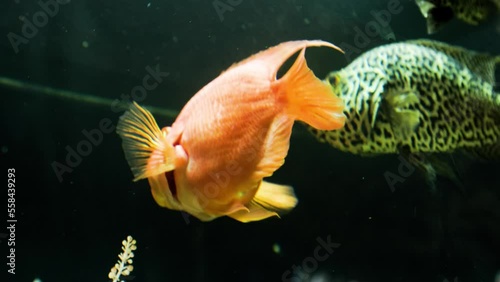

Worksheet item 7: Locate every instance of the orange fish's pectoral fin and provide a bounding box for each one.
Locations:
[227,181,298,223]
[116,101,177,181]
[254,114,294,178]
[280,45,346,131]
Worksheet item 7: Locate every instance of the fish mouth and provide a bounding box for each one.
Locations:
[165,170,178,200]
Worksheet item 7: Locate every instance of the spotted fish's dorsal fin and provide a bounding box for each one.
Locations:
[494,0,500,10]
[384,88,421,142]
[406,39,499,85]
[415,0,435,19]
[415,0,453,34]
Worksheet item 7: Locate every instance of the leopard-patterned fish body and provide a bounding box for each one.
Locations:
[309,40,500,161]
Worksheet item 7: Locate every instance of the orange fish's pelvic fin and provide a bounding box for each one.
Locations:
[280,46,346,131]
[116,102,176,181]
[227,181,298,223]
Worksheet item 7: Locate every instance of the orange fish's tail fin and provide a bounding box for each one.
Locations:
[116,101,176,181]
[281,46,346,131]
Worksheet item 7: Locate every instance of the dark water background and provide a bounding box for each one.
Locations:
[1,0,499,281]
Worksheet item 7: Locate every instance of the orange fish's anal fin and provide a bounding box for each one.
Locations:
[279,46,346,131]
[116,101,177,181]
[227,181,298,222]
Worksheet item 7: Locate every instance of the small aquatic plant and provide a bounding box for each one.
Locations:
[108,235,137,282]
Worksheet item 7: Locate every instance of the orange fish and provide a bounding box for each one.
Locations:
[117,40,345,222]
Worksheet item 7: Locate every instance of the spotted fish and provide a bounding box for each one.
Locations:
[309,39,500,187]
[415,0,500,34]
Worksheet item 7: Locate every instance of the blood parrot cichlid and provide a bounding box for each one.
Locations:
[117,40,345,222]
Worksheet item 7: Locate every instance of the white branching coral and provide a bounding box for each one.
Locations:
[108,235,137,282]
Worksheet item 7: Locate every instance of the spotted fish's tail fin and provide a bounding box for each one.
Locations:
[493,56,500,107]
[407,39,498,85]
[495,54,500,74]
[487,56,500,160]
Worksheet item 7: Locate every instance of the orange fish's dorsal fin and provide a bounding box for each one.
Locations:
[116,102,177,181]
[224,40,343,80]
[280,45,346,130]
[227,181,298,223]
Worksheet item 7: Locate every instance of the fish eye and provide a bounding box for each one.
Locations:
[327,73,339,86]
